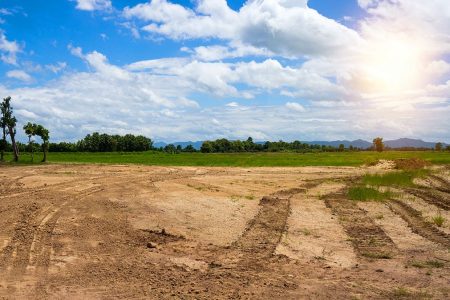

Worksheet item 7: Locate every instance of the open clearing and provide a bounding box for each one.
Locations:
[1,163,450,299]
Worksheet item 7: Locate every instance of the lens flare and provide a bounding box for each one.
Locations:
[359,36,425,93]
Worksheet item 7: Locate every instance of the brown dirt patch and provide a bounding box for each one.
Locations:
[394,158,429,170]
[1,164,450,299]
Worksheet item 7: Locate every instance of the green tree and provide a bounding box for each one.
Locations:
[164,144,176,154]
[373,137,384,152]
[1,97,19,161]
[201,141,213,153]
[36,125,50,162]
[183,145,196,152]
[23,122,38,162]
[338,144,345,152]
[435,142,443,151]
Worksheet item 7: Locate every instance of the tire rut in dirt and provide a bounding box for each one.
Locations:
[388,199,450,248]
[0,202,41,276]
[428,175,450,194]
[325,193,397,259]
[0,187,103,278]
[404,188,450,211]
[233,188,305,262]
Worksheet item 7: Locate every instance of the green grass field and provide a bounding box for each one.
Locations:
[1,151,449,167]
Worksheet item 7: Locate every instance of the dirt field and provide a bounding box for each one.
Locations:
[0,163,449,299]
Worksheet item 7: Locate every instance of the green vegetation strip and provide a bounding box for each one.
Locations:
[348,187,394,202]
[1,151,449,167]
[362,169,429,187]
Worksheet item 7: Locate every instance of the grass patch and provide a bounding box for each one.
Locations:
[2,151,450,167]
[410,260,444,269]
[431,214,446,227]
[389,287,431,299]
[348,186,393,202]
[362,169,429,187]
[361,251,393,259]
[300,228,312,236]
[374,213,384,220]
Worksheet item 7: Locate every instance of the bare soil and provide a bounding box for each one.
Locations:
[0,164,449,299]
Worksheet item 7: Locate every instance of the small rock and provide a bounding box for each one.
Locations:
[375,269,384,272]
[146,242,158,249]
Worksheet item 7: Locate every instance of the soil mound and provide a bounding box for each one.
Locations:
[394,158,428,170]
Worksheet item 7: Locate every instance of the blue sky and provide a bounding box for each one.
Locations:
[0,0,449,142]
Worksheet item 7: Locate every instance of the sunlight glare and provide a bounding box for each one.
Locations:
[361,36,424,93]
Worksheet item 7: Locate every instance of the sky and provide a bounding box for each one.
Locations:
[0,0,449,143]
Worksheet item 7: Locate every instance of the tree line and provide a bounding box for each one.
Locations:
[49,132,153,152]
[199,137,360,153]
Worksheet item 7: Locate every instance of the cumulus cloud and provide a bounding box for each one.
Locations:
[6,70,32,82]
[75,0,112,11]
[123,0,361,58]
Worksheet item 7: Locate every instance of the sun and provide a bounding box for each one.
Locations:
[359,36,424,93]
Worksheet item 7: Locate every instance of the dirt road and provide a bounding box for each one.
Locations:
[0,164,449,299]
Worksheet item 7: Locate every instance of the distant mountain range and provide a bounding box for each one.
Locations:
[154,138,448,150]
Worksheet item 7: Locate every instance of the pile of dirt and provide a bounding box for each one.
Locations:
[394,158,428,170]
[368,159,395,170]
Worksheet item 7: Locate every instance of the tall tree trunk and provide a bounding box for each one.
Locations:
[8,126,19,162]
[0,127,5,161]
[29,136,34,162]
[42,142,48,162]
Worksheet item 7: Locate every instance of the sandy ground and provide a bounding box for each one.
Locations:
[0,163,449,299]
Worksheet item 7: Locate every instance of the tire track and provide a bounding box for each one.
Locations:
[428,175,450,194]
[404,188,450,211]
[0,202,41,276]
[388,199,450,248]
[325,193,397,259]
[0,186,103,278]
[233,188,305,262]
[0,170,196,279]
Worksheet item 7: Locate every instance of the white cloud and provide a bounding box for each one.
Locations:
[226,102,239,107]
[0,31,20,64]
[46,62,67,73]
[6,70,32,82]
[75,0,112,11]
[124,0,361,58]
[426,60,450,77]
[191,43,272,61]
[285,102,306,112]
